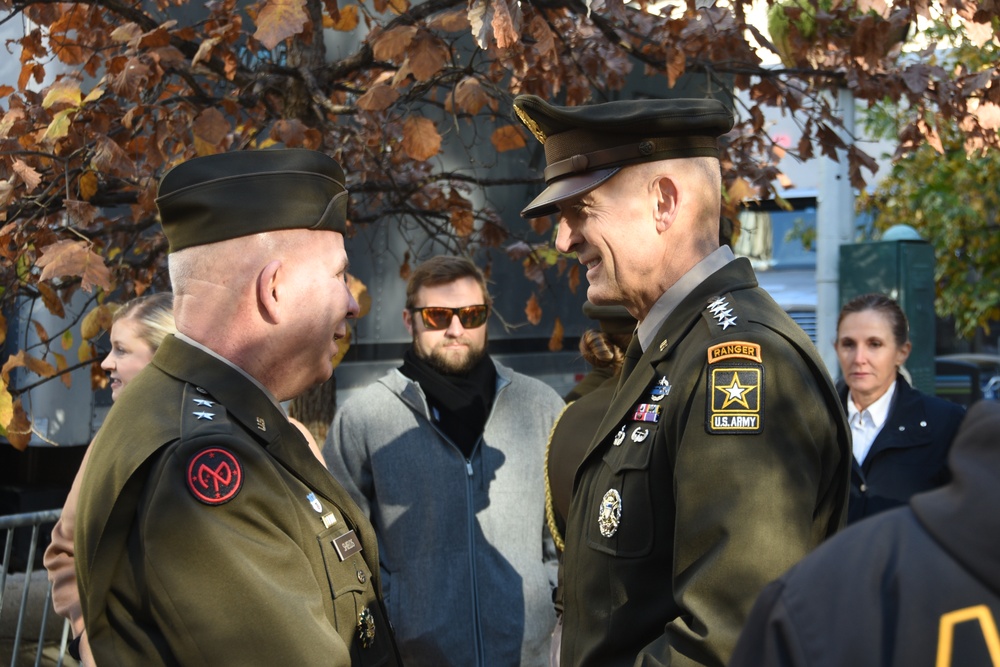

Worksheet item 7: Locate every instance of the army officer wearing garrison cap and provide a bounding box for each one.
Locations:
[75,149,402,666]
[514,95,851,667]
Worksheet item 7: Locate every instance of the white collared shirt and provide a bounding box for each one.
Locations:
[847,381,897,465]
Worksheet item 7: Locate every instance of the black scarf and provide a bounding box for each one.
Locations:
[399,347,497,458]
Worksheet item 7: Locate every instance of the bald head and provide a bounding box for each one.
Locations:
[168,228,359,400]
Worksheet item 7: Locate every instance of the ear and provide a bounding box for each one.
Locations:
[257,260,282,324]
[402,307,415,336]
[897,340,913,365]
[652,175,679,233]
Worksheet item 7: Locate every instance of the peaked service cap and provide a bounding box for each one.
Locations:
[156,148,349,253]
[513,95,734,218]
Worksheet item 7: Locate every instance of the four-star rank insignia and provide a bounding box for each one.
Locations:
[706,341,763,434]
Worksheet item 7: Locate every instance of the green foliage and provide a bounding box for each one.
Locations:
[861,30,1000,340]
[859,139,1000,339]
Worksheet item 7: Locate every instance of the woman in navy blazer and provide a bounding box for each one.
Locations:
[835,293,966,524]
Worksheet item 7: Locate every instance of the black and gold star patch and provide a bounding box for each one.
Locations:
[706,342,763,434]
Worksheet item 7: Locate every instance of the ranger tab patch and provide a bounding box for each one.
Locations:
[706,341,763,434]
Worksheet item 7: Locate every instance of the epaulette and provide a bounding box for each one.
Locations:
[701,294,741,337]
[180,383,235,439]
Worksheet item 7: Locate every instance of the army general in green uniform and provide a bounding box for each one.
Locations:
[75,149,401,666]
[514,96,851,666]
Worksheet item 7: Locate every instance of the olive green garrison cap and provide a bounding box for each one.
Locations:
[513,95,734,218]
[156,148,348,253]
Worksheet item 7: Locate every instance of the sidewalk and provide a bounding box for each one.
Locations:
[0,570,77,667]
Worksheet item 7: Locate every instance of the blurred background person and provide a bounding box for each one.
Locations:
[324,255,563,667]
[835,292,965,524]
[44,292,175,666]
[562,302,635,403]
[546,301,635,666]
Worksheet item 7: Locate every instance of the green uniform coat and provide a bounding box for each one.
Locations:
[559,258,850,667]
[75,335,400,666]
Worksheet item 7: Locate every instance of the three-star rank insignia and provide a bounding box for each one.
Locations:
[705,341,763,434]
[186,447,243,505]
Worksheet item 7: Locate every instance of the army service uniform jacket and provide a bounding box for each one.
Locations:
[559,258,851,667]
[75,335,400,667]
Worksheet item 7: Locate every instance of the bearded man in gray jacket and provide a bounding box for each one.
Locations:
[323,255,564,667]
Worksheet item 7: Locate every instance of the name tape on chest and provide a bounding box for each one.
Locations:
[706,341,763,435]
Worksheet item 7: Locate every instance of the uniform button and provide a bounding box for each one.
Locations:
[898,426,905,431]
[357,570,367,584]
[860,483,868,492]
[920,421,927,427]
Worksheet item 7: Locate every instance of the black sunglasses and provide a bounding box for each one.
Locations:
[411,305,489,331]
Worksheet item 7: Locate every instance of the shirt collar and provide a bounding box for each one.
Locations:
[848,380,897,429]
[174,332,283,411]
[637,245,736,352]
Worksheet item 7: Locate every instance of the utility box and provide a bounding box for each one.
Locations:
[839,234,936,395]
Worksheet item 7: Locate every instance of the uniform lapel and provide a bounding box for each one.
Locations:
[582,260,759,464]
[155,336,378,560]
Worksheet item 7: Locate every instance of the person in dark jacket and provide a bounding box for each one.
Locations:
[835,292,965,523]
[728,399,1000,667]
[514,94,850,667]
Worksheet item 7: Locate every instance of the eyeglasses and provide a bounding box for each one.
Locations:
[411,305,489,331]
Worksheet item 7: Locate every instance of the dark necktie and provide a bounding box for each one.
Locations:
[618,333,643,387]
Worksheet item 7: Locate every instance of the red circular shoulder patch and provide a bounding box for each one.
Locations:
[186,447,243,505]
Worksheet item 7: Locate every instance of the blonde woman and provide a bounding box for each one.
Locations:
[44,293,175,665]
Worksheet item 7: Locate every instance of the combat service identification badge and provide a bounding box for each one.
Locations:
[598,489,622,538]
[705,341,763,435]
[357,607,376,648]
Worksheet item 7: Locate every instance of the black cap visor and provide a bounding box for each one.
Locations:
[520,167,620,219]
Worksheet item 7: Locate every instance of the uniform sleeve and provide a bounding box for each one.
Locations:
[654,332,843,665]
[139,435,355,666]
[44,447,91,639]
[727,579,811,667]
[322,399,374,517]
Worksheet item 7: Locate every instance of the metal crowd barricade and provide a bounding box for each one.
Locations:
[0,509,72,667]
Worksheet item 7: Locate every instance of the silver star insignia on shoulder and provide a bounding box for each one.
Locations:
[193,398,215,407]
[193,411,214,420]
[707,297,738,330]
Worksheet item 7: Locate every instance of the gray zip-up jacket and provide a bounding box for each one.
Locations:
[323,360,564,667]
